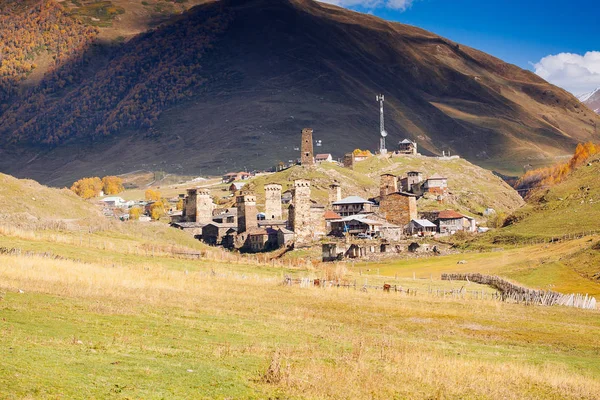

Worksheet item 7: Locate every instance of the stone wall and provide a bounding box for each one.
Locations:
[264,183,283,220]
[328,183,341,205]
[183,188,214,223]
[301,128,314,166]
[290,179,312,247]
[236,193,258,233]
[379,192,417,227]
[380,174,398,198]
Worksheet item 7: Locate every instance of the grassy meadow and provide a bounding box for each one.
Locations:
[2,217,600,399]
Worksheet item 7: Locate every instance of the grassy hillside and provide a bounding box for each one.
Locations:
[0,172,104,228]
[496,154,600,240]
[246,155,524,218]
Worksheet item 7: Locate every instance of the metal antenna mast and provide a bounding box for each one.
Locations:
[376,94,387,154]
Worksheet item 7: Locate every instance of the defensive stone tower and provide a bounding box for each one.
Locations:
[236,192,258,233]
[184,188,214,223]
[301,128,314,166]
[264,183,283,220]
[289,179,312,246]
[380,173,398,198]
[328,182,342,205]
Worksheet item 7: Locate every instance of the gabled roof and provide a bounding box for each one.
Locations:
[278,227,294,234]
[323,210,342,220]
[428,173,447,180]
[230,182,246,190]
[438,210,464,219]
[333,196,373,205]
[411,219,437,228]
[315,153,332,159]
[399,139,415,144]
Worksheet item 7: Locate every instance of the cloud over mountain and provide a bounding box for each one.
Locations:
[533,51,600,96]
[318,0,415,11]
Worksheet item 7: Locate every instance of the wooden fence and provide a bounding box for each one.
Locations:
[442,273,597,310]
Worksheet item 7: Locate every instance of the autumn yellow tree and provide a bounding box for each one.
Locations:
[70,177,103,199]
[176,199,184,211]
[145,188,161,201]
[150,200,166,220]
[129,207,142,221]
[102,176,124,195]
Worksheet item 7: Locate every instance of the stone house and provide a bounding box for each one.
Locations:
[379,192,417,227]
[397,139,418,155]
[408,219,437,236]
[436,210,467,234]
[202,222,237,245]
[324,210,342,232]
[245,228,279,252]
[423,174,448,195]
[332,196,374,216]
[277,227,295,247]
[170,222,205,239]
[399,171,423,194]
[315,153,333,163]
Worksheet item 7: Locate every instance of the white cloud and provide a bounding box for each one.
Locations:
[318,0,415,11]
[533,51,600,96]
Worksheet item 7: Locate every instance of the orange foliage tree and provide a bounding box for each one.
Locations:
[70,177,103,199]
[101,176,124,195]
[516,142,599,193]
[145,189,161,202]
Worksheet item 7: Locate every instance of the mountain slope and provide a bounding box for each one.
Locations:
[0,0,599,185]
[580,87,600,114]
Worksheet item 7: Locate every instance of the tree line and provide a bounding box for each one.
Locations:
[0,2,232,146]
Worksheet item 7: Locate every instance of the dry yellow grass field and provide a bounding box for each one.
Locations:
[1,242,600,399]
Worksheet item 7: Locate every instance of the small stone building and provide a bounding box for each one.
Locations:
[423,174,448,195]
[202,222,237,245]
[332,196,374,217]
[379,192,417,228]
[397,139,418,155]
[400,171,423,193]
[408,219,437,236]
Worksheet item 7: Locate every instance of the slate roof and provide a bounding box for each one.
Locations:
[332,196,374,205]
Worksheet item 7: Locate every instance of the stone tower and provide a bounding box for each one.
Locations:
[236,192,258,233]
[301,128,314,166]
[380,173,398,198]
[264,183,283,220]
[328,182,342,205]
[289,179,312,246]
[184,188,214,223]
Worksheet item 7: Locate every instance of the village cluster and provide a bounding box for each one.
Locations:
[168,128,478,260]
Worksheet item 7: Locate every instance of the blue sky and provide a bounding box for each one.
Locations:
[320,0,600,95]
